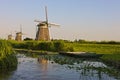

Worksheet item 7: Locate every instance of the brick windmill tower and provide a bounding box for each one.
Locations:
[15,32,22,41]
[15,26,23,41]
[8,34,12,40]
[34,6,59,41]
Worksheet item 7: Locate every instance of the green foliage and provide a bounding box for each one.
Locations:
[24,37,33,41]
[0,40,13,57]
[8,39,120,69]
[53,41,65,51]
[0,40,17,72]
[74,39,120,44]
[67,43,120,54]
[101,53,120,69]
[8,40,120,54]
[9,40,74,52]
[37,41,54,51]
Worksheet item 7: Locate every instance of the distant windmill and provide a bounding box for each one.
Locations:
[8,34,12,40]
[15,25,25,41]
[7,32,14,40]
[34,6,60,41]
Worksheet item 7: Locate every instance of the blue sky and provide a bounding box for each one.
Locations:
[0,0,120,41]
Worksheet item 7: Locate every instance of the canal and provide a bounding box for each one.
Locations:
[0,54,120,80]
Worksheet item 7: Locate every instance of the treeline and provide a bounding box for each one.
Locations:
[24,38,120,44]
[0,40,17,72]
[9,40,74,52]
[74,39,120,44]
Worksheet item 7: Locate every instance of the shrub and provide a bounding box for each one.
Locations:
[53,41,66,51]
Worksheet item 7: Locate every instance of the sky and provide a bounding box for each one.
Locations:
[0,0,120,41]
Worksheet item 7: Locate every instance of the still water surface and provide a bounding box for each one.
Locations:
[0,54,119,80]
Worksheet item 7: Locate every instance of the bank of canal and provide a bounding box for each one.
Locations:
[0,54,120,80]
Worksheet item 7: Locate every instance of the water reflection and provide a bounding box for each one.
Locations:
[0,54,120,80]
[38,58,48,77]
[38,55,120,80]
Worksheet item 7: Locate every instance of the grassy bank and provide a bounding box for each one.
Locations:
[66,43,120,69]
[68,43,120,68]
[8,40,120,69]
[101,53,120,69]
[0,40,18,72]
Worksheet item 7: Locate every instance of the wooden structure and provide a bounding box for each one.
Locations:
[35,22,50,41]
[15,32,22,41]
[8,34,12,40]
[35,6,59,41]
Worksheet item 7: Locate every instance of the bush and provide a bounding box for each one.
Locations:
[53,41,66,51]
[37,41,54,51]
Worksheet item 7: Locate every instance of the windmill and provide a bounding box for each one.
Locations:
[8,34,12,40]
[34,6,60,41]
[15,25,25,41]
[7,31,15,40]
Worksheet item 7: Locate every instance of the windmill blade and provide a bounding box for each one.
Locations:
[36,25,38,33]
[34,20,44,23]
[45,6,48,24]
[48,23,60,27]
[20,24,22,33]
[22,33,27,35]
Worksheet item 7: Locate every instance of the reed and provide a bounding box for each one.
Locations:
[0,40,17,72]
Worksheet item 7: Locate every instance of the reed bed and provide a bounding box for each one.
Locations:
[0,40,17,72]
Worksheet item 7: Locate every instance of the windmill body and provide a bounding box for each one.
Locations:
[8,34,12,40]
[15,26,25,41]
[36,22,50,41]
[15,32,22,41]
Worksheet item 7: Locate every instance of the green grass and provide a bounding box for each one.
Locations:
[8,40,120,69]
[9,40,74,52]
[65,43,120,54]
[65,43,120,68]
[9,40,120,54]
[0,40,18,72]
[101,53,120,69]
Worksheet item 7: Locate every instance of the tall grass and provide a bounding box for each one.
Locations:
[0,40,17,72]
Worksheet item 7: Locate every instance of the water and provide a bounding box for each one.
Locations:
[0,54,120,80]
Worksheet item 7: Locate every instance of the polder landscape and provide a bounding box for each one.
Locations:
[0,39,120,80]
[1,0,120,80]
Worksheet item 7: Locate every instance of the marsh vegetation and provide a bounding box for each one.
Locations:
[0,39,119,80]
[8,40,120,69]
[0,40,17,72]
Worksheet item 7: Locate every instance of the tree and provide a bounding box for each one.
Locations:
[24,37,33,41]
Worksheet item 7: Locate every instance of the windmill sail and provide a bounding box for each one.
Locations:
[45,6,48,25]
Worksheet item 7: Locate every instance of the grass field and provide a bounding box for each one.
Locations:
[66,43,120,54]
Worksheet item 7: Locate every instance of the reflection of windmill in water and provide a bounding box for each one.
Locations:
[34,6,60,41]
